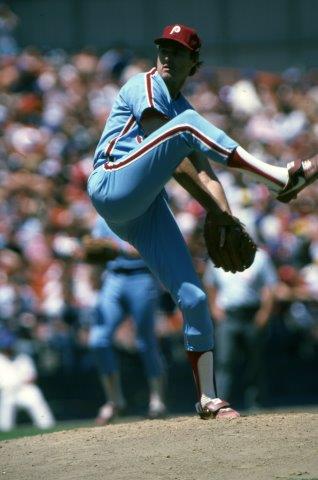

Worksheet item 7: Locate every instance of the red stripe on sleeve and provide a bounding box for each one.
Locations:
[145,68,156,108]
[105,115,136,156]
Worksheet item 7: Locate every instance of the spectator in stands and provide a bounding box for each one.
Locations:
[0,329,55,431]
[204,247,278,409]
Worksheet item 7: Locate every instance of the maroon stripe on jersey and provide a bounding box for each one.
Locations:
[104,124,230,171]
[105,116,136,156]
[145,67,156,108]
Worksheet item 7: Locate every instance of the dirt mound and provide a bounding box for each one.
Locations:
[1,413,317,480]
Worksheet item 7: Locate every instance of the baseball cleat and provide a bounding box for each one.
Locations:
[195,399,240,420]
[95,402,125,426]
[148,400,167,420]
[277,156,318,203]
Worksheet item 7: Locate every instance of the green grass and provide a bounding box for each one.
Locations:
[0,419,93,442]
[0,415,146,442]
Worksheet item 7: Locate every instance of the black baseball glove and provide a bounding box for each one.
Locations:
[203,211,257,273]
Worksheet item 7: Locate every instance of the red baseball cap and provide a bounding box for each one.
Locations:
[154,24,201,52]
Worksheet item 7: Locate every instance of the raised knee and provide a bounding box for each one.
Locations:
[178,282,207,313]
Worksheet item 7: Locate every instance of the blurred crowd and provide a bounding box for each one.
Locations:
[0,9,318,401]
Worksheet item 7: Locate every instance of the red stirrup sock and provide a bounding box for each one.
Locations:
[187,350,218,405]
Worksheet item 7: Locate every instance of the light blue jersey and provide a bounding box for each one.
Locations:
[94,68,193,168]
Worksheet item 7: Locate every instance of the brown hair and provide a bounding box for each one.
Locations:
[189,51,203,76]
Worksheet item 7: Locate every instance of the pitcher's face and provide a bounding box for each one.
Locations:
[157,41,195,84]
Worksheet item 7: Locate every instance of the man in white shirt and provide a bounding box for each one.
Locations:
[204,248,277,408]
[0,330,55,431]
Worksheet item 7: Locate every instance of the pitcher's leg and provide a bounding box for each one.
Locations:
[109,194,214,352]
[109,196,239,418]
[89,109,238,223]
[89,109,291,224]
[131,108,288,190]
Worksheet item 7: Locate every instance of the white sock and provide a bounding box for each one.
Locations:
[229,146,289,192]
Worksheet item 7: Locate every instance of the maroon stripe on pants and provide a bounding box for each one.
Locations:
[104,124,230,171]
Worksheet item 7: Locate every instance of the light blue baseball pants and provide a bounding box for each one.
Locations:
[88,109,237,351]
[89,270,163,378]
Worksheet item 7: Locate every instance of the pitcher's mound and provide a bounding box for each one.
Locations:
[2,412,318,480]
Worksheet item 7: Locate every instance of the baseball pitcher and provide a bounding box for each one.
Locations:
[87,24,318,419]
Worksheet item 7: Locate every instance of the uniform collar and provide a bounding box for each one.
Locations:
[154,69,183,102]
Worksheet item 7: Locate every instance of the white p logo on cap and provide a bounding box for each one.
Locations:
[170,25,181,34]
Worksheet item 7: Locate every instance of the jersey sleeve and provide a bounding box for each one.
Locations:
[121,71,171,122]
